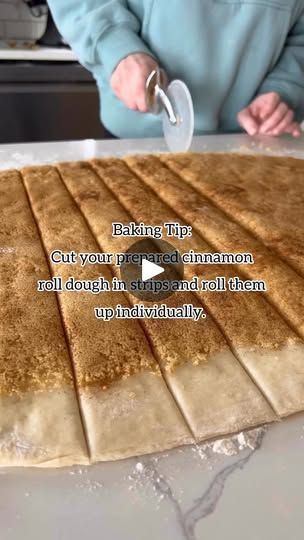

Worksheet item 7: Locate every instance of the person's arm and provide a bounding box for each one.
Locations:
[48,0,155,78]
[48,0,159,111]
[257,8,304,122]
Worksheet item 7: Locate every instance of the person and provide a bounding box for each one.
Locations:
[48,1,304,139]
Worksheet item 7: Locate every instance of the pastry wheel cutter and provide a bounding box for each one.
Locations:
[145,68,194,152]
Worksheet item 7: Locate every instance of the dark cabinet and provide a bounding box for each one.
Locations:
[0,61,108,144]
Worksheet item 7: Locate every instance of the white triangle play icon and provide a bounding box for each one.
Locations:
[142,259,165,282]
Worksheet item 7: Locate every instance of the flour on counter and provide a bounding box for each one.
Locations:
[127,460,170,505]
[135,462,144,473]
[75,478,103,492]
[68,468,104,492]
[231,142,303,158]
[193,426,267,459]
[125,427,267,507]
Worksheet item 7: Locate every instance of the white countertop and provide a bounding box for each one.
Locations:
[1,134,304,540]
[0,42,77,61]
[1,134,304,170]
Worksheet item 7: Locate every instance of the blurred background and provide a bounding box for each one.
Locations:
[0,0,108,143]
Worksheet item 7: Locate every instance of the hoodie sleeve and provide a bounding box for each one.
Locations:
[257,8,304,121]
[47,0,155,78]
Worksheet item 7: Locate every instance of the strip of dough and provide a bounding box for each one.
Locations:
[58,160,275,441]
[0,170,88,467]
[160,153,304,338]
[21,165,193,461]
[103,155,304,418]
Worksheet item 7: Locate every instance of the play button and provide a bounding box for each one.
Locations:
[142,259,165,282]
[119,238,184,301]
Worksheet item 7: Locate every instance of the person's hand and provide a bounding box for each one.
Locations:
[111,53,159,112]
[238,92,301,138]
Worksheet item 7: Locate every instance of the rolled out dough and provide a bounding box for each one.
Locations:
[1,150,303,466]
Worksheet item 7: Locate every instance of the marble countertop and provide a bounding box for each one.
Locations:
[2,415,304,540]
[1,134,304,540]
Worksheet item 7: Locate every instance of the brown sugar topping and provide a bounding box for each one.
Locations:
[1,150,304,396]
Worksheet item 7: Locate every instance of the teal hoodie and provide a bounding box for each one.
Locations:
[48,0,304,138]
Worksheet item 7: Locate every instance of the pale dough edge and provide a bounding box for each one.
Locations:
[168,349,277,442]
[81,371,194,462]
[0,387,89,467]
[240,343,304,418]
